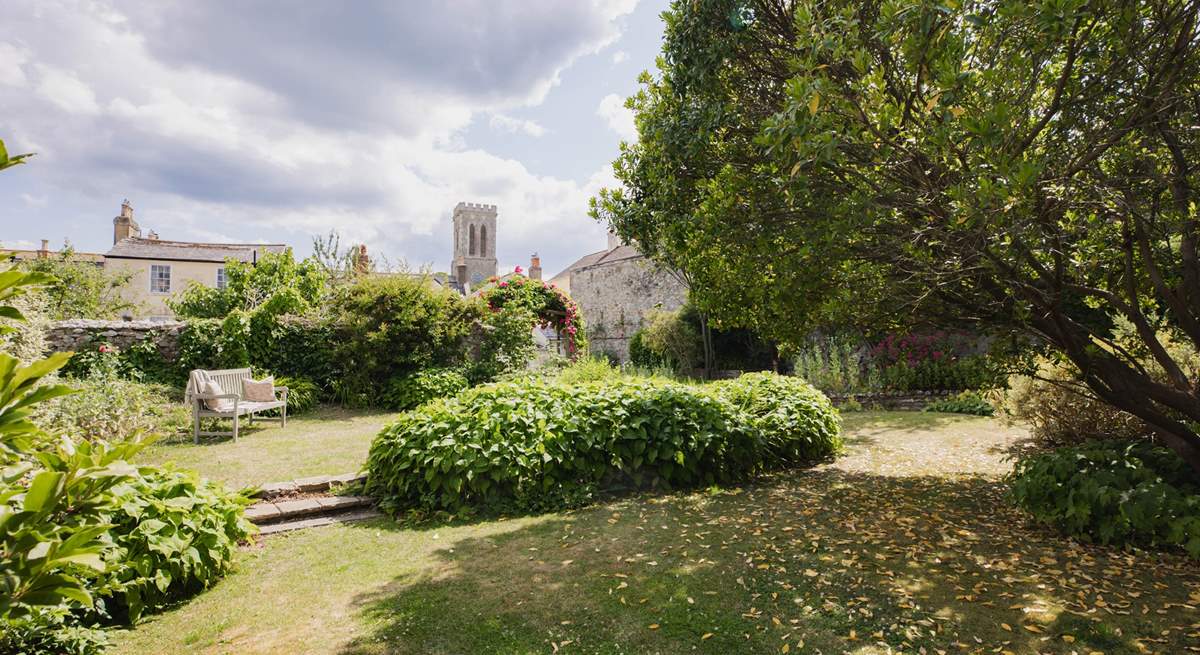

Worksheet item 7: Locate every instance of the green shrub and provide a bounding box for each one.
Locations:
[1009,441,1200,558]
[33,378,188,443]
[924,391,995,416]
[467,305,537,384]
[92,466,255,623]
[555,355,622,385]
[365,373,840,514]
[1002,357,1151,446]
[710,373,842,465]
[382,368,470,411]
[273,375,318,415]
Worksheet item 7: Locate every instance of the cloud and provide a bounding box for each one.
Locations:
[488,113,547,137]
[612,50,629,64]
[596,93,637,142]
[0,0,638,274]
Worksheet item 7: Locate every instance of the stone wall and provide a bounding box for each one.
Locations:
[45,319,185,360]
[570,255,688,362]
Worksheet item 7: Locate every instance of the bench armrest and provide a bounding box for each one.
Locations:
[273,386,289,402]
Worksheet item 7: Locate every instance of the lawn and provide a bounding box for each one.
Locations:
[114,411,1200,654]
[137,406,395,489]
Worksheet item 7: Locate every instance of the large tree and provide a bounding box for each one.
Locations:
[593,0,1200,474]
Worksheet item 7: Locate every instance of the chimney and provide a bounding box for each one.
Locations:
[113,199,141,244]
[529,253,542,280]
[354,244,370,275]
[607,231,622,250]
[38,239,49,258]
[147,230,159,240]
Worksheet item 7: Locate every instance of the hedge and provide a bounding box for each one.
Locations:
[364,373,841,513]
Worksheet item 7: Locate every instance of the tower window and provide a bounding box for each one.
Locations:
[480,225,488,257]
[469,224,477,256]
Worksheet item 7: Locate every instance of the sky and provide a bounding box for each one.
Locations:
[0,0,669,278]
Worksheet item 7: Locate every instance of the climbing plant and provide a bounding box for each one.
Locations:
[475,271,587,356]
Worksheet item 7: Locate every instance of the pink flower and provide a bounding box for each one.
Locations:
[514,265,523,274]
[98,344,111,354]
[567,326,577,334]
[499,281,508,288]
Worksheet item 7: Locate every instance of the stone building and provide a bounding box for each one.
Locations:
[448,202,498,291]
[550,233,688,362]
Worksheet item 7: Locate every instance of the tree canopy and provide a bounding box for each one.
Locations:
[593,0,1200,473]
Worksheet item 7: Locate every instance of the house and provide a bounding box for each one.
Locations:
[4,239,105,265]
[549,233,687,362]
[103,200,287,320]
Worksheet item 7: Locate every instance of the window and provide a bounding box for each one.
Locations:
[216,266,227,290]
[480,225,488,256]
[150,264,171,294]
[469,224,477,256]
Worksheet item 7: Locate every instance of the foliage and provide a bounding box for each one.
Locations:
[475,273,587,356]
[33,378,188,443]
[627,329,657,369]
[167,249,324,320]
[0,137,33,171]
[252,316,336,390]
[793,332,1001,393]
[61,342,129,381]
[91,466,254,623]
[19,247,135,320]
[1003,357,1152,447]
[272,376,318,415]
[364,373,840,514]
[791,334,872,394]
[555,356,624,385]
[593,0,1200,473]
[327,274,479,406]
[0,289,49,363]
[1010,441,1200,558]
[710,372,842,465]
[382,368,469,412]
[925,391,995,417]
[638,308,701,373]
[467,305,537,384]
[1,609,109,655]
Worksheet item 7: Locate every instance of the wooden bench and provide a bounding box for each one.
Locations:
[185,368,288,443]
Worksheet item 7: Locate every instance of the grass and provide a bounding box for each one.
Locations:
[137,405,395,489]
[114,411,1200,654]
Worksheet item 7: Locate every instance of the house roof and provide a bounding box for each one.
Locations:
[105,238,289,263]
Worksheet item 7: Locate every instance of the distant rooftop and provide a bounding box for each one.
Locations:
[106,237,288,263]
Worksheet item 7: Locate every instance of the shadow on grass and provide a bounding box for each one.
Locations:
[334,467,1200,655]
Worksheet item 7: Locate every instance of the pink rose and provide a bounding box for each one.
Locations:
[514,265,523,274]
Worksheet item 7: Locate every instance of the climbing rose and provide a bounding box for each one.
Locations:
[514,265,523,274]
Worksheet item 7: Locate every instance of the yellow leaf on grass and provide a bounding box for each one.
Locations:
[949,106,965,118]
[701,633,714,641]
[1001,623,1013,631]
[649,624,659,630]
[1024,624,1042,633]
[782,644,790,653]
[1062,635,1076,643]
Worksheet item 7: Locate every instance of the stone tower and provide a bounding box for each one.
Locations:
[113,199,141,244]
[450,202,498,288]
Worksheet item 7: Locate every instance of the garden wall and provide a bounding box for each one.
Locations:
[46,319,184,360]
[826,390,955,411]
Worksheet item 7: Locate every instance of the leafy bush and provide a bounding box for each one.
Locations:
[1003,357,1153,446]
[18,246,135,320]
[467,305,537,384]
[382,368,469,411]
[273,375,318,415]
[710,373,842,465]
[0,289,48,363]
[328,274,479,404]
[365,373,839,514]
[555,356,623,385]
[167,249,324,320]
[92,466,255,623]
[475,273,586,355]
[33,378,188,443]
[793,331,1003,393]
[924,391,995,416]
[638,308,701,373]
[1010,441,1200,558]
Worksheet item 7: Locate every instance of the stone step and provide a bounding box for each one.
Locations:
[246,495,373,525]
[254,472,366,500]
[257,508,382,535]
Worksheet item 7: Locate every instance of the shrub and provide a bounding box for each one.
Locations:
[638,308,701,373]
[1002,358,1151,446]
[924,391,995,416]
[329,274,479,401]
[365,373,840,514]
[467,305,537,384]
[33,378,188,443]
[382,368,470,411]
[92,466,255,623]
[0,289,48,363]
[1009,441,1200,558]
[554,355,622,385]
[710,373,842,465]
[273,375,319,415]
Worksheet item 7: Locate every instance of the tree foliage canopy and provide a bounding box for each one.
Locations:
[593,0,1200,472]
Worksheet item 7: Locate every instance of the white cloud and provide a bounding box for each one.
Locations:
[0,42,29,86]
[488,113,547,137]
[35,66,100,115]
[596,93,636,142]
[612,50,628,64]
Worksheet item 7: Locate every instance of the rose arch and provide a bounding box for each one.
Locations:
[476,269,587,356]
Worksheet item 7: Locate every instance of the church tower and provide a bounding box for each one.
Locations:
[113,199,141,244]
[450,202,498,289]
